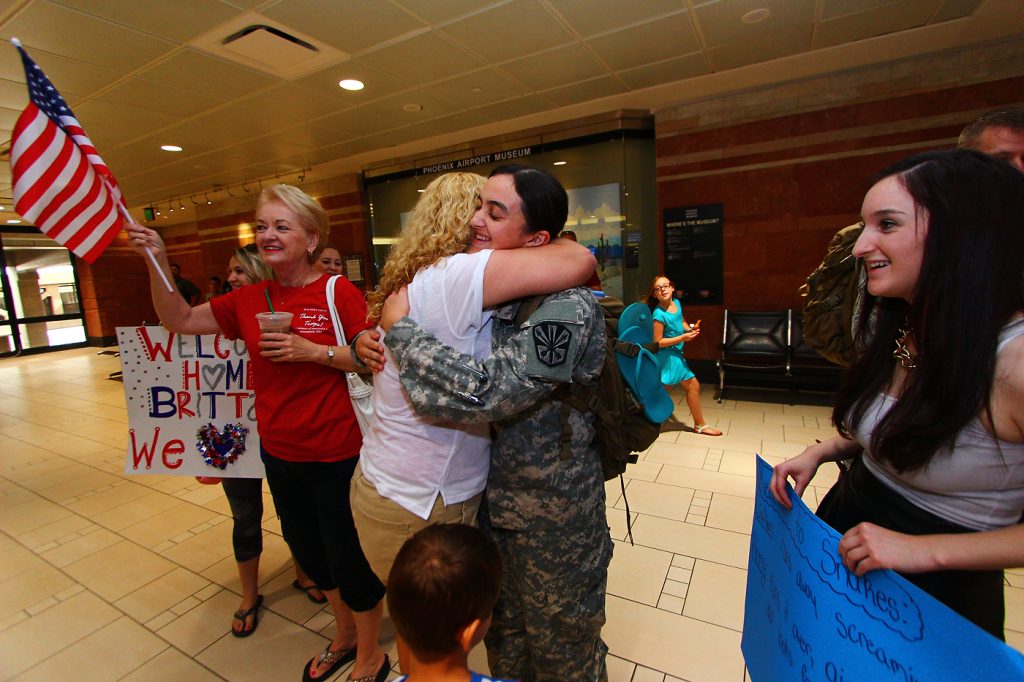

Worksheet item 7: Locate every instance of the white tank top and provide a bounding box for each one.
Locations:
[857,317,1024,531]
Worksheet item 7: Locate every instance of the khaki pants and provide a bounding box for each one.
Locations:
[350,462,482,584]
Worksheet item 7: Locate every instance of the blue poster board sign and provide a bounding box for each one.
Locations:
[742,456,1024,681]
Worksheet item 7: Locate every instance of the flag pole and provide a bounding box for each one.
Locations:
[114,202,174,293]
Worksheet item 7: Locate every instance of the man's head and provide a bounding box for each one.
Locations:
[169,263,181,277]
[387,524,503,664]
[957,105,1024,172]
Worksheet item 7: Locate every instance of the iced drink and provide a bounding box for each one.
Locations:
[255,311,293,333]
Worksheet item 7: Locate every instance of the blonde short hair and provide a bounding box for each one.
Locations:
[233,243,274,283]
[367,172,485,322]
[257,184,330,262]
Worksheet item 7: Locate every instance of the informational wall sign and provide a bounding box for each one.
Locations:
[742,456,1024,682]
[663,204,723,305]
[117,326,264,478]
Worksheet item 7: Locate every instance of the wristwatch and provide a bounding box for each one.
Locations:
[326,345,335,365]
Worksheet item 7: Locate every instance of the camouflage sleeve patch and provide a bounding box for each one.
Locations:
[522,299,583,382]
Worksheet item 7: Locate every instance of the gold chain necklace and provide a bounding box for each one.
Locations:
[893,326,918,369]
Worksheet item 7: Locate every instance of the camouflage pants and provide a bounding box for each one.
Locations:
[484,516,612,682]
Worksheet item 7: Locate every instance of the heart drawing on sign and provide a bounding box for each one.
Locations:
[196,422,249,470]
[201,364,226,390]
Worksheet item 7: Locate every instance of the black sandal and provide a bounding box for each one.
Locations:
[230,594,263,638]
[292,578,328,605]
[302,643,357,682]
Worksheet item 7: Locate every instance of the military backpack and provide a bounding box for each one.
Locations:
[799,223,867,368]
[515,294,667,542]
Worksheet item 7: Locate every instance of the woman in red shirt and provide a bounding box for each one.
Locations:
[129,185,388,682]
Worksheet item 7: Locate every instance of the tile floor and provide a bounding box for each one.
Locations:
[1,348,1022,681]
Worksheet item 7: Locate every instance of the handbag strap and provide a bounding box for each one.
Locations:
[325,275,346,345]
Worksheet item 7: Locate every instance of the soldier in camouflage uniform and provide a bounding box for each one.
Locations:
[379,165,612,682]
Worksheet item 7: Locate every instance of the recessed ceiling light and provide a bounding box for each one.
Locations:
[417,189,425,193]
[0,205,5,210]
[553,161,567,166]
[741,8,770,24]
[471,87,483,94]
[7,219,21,224]
[339,79,364,91]
[402,103,423,112]
[160,144,183,152]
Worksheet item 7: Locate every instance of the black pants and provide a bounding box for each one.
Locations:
[221,477,263,562]
[816,456,1005,640]
[261,448,385,612]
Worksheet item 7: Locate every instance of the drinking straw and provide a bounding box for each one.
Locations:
[264,289,275,313]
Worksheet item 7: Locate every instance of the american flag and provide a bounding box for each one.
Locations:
[10,40,126,264]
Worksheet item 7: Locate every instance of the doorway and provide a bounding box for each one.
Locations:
[0,228,87,357]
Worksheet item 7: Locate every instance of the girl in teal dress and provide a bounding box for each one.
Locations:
[648,275,722,436]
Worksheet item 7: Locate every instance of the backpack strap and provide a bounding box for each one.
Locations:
[513,294,547,328]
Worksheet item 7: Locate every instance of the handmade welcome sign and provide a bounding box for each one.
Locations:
[117,326,264,478]
[742,456,1024,681]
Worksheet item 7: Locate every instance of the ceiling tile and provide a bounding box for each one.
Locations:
[277,121,363,151]
[615,53,710,90]
[499,43,606,91]
[708,25,813,71]
[261,0,426,55]
[69,99,181,149]
[95,77,220,119]
[139,49,277,101]
[133,117,240,156]
[419,67,531,107]
[2,0,174,72]
[356,32,486,84]
[391,0,505,25]
[540,74,628,107]
[412,109,496,137]
[479,93,559,121]
[223,136,316,168]
[821,0,897,20]
[695,0,816,48]
[439,0,574,63]
[292,60,412,104]
[0,48,119,98]
[218,83,350,133]
[361,90,463,129]
[304,106,407,143]
[547,0,687,38]
[0,104,18,130]
[51,0,244,44]
[815,1,943,49]
[586,11,699,71]
[931,0,982,22]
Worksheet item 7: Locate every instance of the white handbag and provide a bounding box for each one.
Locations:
[325,275,374,433]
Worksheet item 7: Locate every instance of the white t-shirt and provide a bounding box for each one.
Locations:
[359,250,494,519]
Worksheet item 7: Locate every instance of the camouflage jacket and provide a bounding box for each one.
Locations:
[384,287,607,531]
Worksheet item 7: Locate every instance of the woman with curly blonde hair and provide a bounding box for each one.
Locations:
[353,171,596,587]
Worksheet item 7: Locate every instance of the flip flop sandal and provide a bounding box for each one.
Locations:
[302,643,358,682]
[231,594,263,638]
[694,424,723,436]
[292,578,328,605]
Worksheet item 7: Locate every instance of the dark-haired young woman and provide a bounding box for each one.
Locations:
[770,149,1024,639]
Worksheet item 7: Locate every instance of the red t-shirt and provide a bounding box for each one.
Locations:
[211,274,372,462]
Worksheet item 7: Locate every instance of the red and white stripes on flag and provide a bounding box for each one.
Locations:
[10,39,125,264]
